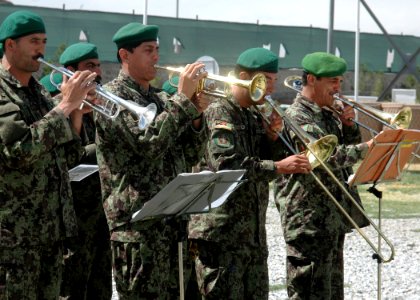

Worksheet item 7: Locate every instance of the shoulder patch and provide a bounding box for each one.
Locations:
[212,131,233,149]
[212,120,234,131]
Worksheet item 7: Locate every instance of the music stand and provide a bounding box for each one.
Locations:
[131,169,246,300]
[348,129,420,300]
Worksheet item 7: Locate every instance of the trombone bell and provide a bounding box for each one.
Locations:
[391,106,412,129]
[307,135,338,169]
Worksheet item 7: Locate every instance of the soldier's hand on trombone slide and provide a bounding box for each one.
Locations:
[336,101,356,127]
[274,154,312,175]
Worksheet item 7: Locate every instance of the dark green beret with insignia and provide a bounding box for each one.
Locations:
[39,72,62,94]
[112,23,159,48]
[302,52,347,77]
[162,76,179,96]
[59,42,99,66]
[236,47,279,73]
[0,10,46,43]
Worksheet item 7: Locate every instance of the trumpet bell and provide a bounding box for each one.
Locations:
[136,103,158,130]
[306,134,338,169]
[156,65,267,102]
[248,73,267,102]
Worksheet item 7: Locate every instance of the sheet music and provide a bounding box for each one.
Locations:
[68,164,99,182]
[348,129,420,186]
[131,169,245,222]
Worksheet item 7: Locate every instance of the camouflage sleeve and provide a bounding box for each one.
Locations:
[342,123,362,144]
[204,104,278,182]
[203,104,242,171]
[97,85,202,160]
[179,120,208,169]
[329,123,366,167]
[0,99,77,168]
[287,109,365,169]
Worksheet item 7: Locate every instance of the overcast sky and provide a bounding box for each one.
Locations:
[9,0,420,37]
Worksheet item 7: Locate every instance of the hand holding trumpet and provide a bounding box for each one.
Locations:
[57,70,98,117]
[177,62,208,108]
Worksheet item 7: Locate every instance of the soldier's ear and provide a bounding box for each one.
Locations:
[118,48,129,63]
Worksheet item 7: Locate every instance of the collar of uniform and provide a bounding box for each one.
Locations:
[295,93,324,115]
[0,66,40,90]
[0,65,23,88]
[227,94,243,110]
[118,69,151,96]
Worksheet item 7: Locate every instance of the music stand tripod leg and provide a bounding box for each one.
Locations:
[368,185,383,300]
[178,241,184,300]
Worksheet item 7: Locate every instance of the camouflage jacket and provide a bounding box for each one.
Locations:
[95,70,207,242]
[188,96,287,248]
[53,94,97,163]
[274,94,370,241]
[0,66,80,251]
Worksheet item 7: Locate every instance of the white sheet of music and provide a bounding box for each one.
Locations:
[68,164,99,182]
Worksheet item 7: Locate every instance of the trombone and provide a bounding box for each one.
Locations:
[284,75,412,134]
[155,65,267,102]
[256,97,338,169]
[38,57,157,130]
[258,95,395,263]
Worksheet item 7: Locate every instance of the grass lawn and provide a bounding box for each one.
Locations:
[357,165,420,219]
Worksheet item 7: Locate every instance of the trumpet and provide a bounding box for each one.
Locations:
[38,57,157,130]
[281,79,395,263]
[284,75,412,134]
[155,65,267,102]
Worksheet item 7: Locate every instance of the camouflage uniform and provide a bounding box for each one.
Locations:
[55,93,112,300]
[188,96,287,300]
[273,94,370,299]
[0,66,80,299]
[95,70,207,299]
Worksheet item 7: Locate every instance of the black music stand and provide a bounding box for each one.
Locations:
[348,129,420,300]
[131,169,246,300]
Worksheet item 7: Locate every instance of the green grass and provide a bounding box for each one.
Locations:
[358,167,420,219]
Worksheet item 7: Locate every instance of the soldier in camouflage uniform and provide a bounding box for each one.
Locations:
[0,10,98,299]
[188,47,311,300]
[94,22,210,299]
[274,52,373,299]
[54,42,112,300]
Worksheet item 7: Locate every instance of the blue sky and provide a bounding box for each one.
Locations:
[10,0,420,37]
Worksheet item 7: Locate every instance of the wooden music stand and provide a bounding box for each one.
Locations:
[348,129,420,187]
[348,129,420,300]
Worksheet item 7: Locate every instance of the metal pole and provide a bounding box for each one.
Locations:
[354,0,360,102]
[143,0,148,25]
[176,0,179,18]
[327,0,335,53]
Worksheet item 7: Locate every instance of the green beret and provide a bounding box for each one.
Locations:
[39,72,62,94]
[112,23,159,48]
[236,47,279,73]
[302,52,347,77]
[0,44,3,57]
[162,76,179,96]
[0,10,46,43]
[59,42,99,66]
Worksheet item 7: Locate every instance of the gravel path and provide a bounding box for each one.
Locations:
[112,200,420,300]
[266,201,420,300]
